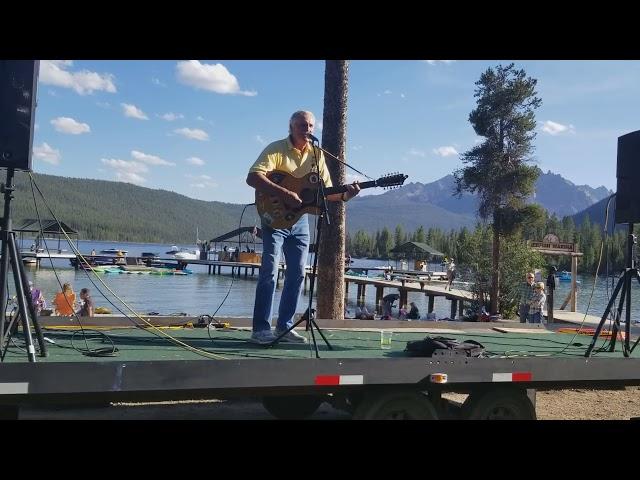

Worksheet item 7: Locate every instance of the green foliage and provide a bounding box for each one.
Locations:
[1,172,259,244]
[458,226,544,317]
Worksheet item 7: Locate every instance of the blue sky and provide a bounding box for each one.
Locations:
[32,60,640,204]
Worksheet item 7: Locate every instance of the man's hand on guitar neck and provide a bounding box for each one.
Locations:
[343,182,361,201]
[328,181,361,202]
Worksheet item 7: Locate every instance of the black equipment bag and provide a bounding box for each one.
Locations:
[404,336,485,357]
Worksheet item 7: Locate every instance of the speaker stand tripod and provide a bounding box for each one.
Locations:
[0,168,47,361]
[585,223,638,357]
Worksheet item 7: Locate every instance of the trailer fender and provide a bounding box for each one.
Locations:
[461,387,536,420]
[262,394,325,420]
[352,388,438,420]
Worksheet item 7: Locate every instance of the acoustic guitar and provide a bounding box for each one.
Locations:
[256,171,408,229]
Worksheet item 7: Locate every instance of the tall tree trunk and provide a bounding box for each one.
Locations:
[490,222,500,314]
[317,60,349,320]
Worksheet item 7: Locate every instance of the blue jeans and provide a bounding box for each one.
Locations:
[519,304,530,323]
[252,216,310,333]
[528,312,541,324]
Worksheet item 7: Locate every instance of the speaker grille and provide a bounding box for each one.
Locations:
[0,60,39,171]
[615,130,640,224]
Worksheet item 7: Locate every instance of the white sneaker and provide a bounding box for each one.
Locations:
[249,330,277,345]
[275,328,308,344]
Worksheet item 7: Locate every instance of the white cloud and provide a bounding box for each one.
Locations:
[186,157,205,166]
[433,146,459,157]
[174,127,209,141]
[40,60,116,95]
[196,116,205,121]
[159,112,184,121]
[383,89,392,95]
[256,135,266,145]
[400,93,406,98]
[175,60,257,96]
[152,77,166,87]
[542,120,576,136]
[121,103,148,120]
[408,148,426,157]
[131,150,175,166]
[33,143,61,165]
[96,101,111,109]
[185,173,217,188]
[352,145,363,151]
[101,158,148,185]
[424,60,455,65]
[50,117,90,135]
[186,174,212,180]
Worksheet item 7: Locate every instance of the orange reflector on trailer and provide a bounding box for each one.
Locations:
[430,373,448,383]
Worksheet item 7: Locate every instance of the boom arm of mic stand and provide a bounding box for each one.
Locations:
[309,143,371,180]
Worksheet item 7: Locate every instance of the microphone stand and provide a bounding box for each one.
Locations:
[269,137,333,357]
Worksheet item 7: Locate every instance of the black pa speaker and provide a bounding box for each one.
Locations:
[0,60,39,171]
[615,130,640,224]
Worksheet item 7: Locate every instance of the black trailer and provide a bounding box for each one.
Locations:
[1,320,639,420]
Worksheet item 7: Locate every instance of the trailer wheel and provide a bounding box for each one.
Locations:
[461,388,536,420]
[352,390,438,420]
[262,395,324,420]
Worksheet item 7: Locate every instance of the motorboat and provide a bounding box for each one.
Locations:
[559,271,572,282]
[174,249,199,260]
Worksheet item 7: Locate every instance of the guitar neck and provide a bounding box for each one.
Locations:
[325,180,377,195]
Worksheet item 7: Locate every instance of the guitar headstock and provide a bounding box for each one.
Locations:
[376,172,408,190]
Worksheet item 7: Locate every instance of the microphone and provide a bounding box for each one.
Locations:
[306,133,319,144]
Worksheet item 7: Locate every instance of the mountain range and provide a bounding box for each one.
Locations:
[0,170,612,243]
[345,171,612,233]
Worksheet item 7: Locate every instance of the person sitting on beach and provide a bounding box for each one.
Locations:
[28,281,46,314]
[398,305,408,320]
[355,305,375,320]
[78,288,94,317]
[53,283,76,316]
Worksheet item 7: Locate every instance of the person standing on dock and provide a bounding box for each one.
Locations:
[445,258,456,290]
[245,110,360,345]
[528,282,546,324]
[518,272,535,323]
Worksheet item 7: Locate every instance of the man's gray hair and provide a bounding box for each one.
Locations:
[289,110,314,133]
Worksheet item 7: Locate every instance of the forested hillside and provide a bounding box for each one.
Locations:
[0,172,260,243]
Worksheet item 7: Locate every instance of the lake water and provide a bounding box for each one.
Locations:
[13,238,640,321]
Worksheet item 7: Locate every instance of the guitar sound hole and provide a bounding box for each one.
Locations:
[300,188,316,203]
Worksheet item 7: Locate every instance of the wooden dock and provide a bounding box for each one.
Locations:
[306,272,474,319]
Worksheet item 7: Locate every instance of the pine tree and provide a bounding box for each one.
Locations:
[454,63,543,314]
